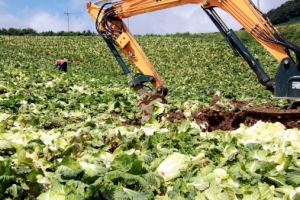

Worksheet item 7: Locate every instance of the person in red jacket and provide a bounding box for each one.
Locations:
[55,59,67,72]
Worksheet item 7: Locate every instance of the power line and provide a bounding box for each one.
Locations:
[64,11,72,31]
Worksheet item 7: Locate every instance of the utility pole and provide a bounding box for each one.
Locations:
[257,0,260,10]
[64,11,72,31]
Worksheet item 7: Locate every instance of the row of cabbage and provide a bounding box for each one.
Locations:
[0,35,299,199]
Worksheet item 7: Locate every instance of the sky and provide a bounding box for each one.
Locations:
[0,0,289,35]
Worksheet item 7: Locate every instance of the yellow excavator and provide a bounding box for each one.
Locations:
[86,0,300,121]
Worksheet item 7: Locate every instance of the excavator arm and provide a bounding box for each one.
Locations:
[87,1,169,121]
[86,0,300,120]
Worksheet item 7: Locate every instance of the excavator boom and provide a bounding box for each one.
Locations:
[86,0,300,120]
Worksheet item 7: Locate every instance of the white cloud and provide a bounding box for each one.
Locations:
[0,0,6,8]
[28,12,67,32]
[171,5,199,20]
[260,0,288,13]
[128,6,241,35]
[0,13,24,29]
[127,0,289,35]
[69,14,95,32]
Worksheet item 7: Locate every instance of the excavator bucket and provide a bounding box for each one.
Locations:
[134,85,168,121]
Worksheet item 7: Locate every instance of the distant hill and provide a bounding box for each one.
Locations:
[266,0,300,25]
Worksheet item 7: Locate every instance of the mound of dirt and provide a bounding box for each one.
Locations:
[167,96,300,132]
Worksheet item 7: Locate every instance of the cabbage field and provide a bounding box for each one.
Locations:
[0,32,300,199]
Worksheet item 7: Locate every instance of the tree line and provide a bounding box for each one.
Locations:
[0,28,97,36]
[267,0,300,25]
